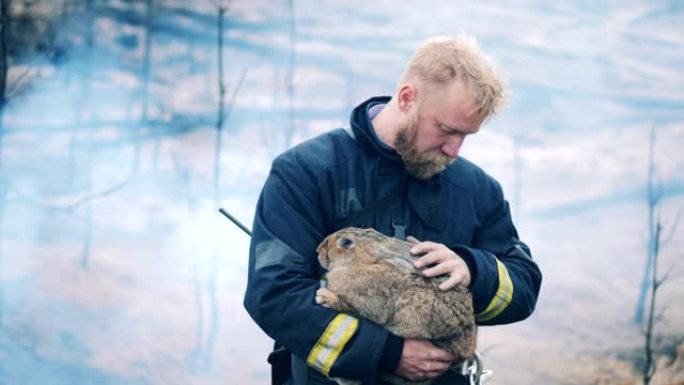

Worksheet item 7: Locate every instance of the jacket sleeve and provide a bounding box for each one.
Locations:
[453,180,542,326]
[243,154,391,383]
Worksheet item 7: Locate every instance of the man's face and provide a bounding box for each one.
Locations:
[395,80,485,180]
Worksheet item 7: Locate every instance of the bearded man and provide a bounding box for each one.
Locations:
[244,36,542,385]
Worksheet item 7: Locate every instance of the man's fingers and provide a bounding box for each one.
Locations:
[413,252,440,269]
[420,262,452,277]
[409,241,440,256]
[420,363,451,380]
[438,274,462,291]
[406,235,421,244]
[396,339,456,381]
[422,360,450,372]
[414,250,456,271]
[406,355,453,381]
[427,346,457,363]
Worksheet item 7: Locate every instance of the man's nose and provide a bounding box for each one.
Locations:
[441,136,463,158]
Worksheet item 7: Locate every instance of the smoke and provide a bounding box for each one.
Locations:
[1,1,684,384]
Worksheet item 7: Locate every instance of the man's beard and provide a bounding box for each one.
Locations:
[395,119,453,180]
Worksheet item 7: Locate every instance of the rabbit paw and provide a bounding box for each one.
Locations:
[315,287,339,308]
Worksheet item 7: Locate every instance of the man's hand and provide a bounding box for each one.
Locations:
[407,236,471,290]
[395,338,456,381]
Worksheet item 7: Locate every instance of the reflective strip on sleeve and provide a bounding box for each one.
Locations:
[307,313,359,376]
[475,259,513,322]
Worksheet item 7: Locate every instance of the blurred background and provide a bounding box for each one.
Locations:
[0,0,683,384]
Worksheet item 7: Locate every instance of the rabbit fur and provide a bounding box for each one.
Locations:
[315,227,476,385]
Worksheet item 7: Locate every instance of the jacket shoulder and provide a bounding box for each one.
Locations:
[273,128,358,176]
[442,157,504,200]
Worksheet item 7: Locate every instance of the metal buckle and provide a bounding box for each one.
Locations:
[460,352,493,385]
[392,223,406,240]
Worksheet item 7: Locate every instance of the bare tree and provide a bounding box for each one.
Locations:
[127,0,155,177]
[171,153,206,372]
[0,0,9,323]
[635,126,660,325]
[211,0,247,204]
[284,0,296,149]
[639,125,681,385]
[213,0,226,208]
[143,0,161,170]
[198,0,246,369]
[195,0,231,372]
[642,219,661,385]
[0,0,7,137]
[80,0,95,270]
[259,0,297,158]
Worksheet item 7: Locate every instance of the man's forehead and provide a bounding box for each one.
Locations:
[443,106,484,133]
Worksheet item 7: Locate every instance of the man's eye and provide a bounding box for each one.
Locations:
[442,126,467,138]
[440,125,453,134]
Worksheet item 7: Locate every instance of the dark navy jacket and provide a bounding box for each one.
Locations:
[244,96,542,384]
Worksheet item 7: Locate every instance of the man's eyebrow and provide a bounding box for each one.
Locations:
[445,121,481,135]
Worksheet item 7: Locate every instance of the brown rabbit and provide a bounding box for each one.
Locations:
[315,227,476,385]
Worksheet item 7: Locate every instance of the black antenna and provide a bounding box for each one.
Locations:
[218,208,252,237]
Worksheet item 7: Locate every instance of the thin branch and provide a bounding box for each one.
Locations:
[213,0,226,207]
[655,272,669,288]
[5,3,68,100]
[0,0,8,184]
[643,220,662,385]
[223,67,247,125]
[663,259,683,280]
[635,124,658,325]
[0,0,8,106]
[67,179,129,210]
[216,1,226,130]
[5,67,38,97]
[661,207,683,246]
[652,281,660,291]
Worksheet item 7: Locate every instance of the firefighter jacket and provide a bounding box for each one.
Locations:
[244,96,543,384]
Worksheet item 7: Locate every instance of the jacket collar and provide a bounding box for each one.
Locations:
[350,96,445,230]
[350,96,402,163]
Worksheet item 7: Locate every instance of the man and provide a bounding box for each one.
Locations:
[244,36,542,385]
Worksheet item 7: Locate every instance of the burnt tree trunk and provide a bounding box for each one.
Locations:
[0,0,7,136]
[643,220,661,385]
[80,0,95,270]
[0,0,10,323]
[196,0,229,372]
[284,0,296,149]
[144,0,160,170]
[635,126,659,324]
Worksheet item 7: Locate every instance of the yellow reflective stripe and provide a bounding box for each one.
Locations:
[476,259,513,322]
[307,313,359,376]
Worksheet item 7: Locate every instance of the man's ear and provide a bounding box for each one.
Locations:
[397,84,417,112]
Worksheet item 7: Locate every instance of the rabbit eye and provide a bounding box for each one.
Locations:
[339,238,353,248]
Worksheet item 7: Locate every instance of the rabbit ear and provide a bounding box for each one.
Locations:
[316,234,329,255]
[317,235,332,269]
[386,253,421,274]
[318,248,330,269]
[382,257,417,274]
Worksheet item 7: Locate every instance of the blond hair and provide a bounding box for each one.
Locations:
[399,36,508,119]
